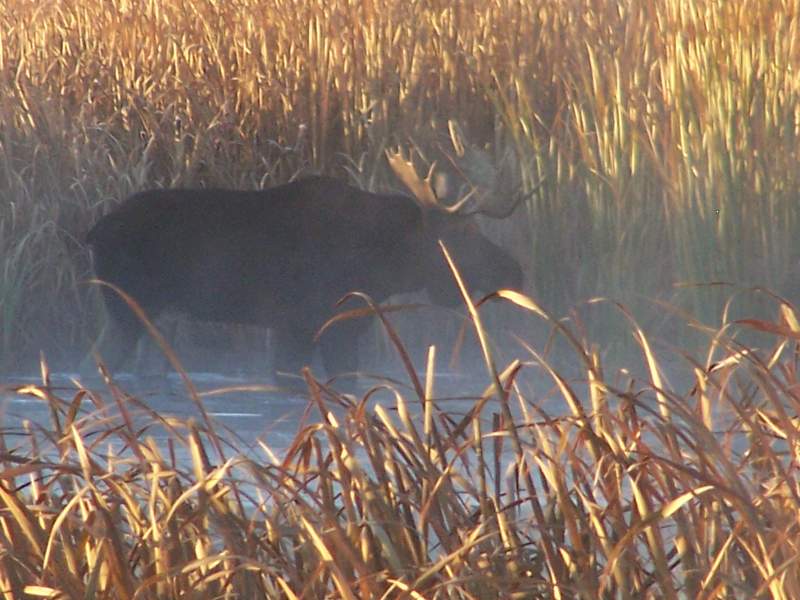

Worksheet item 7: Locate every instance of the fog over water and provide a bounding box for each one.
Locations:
[1,365,528,459]
[1,347,718,463]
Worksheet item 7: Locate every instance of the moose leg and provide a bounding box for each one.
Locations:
[81,287,148,378]
[272,323,314,381]
[318,318,366,380]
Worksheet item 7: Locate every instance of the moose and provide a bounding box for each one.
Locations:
[84,144,524,379]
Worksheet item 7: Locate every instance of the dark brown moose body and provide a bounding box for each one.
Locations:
[86,173,523,377]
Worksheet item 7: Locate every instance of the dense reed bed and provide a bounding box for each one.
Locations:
[1,0,799,368]
[3,278,800,598]
[3,1,800,595]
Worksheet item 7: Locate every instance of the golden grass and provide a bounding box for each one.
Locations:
[2,0,800,367]
[1,6,800,593]
[4,274,800,598]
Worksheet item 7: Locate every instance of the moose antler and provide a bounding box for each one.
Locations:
[384,147,440,210]
[387,121,541,218]
[386,146,480,215]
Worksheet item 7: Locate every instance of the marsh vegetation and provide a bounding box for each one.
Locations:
[1,0,798,369]
[2,0,800,596]
[4,288,800,598]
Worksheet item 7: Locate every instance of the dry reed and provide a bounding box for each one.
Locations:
[3,264,800,598]
[1,0,799,367]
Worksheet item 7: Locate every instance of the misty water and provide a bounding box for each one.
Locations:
[0,362,773,543]
[2,360,747,459]
[1,366,525,465]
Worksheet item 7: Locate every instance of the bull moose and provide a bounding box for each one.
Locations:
[84,146,524,379]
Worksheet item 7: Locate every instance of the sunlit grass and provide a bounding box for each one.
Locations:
[1,0,799,366]
[3,280,800,598]
[2,0,799,594]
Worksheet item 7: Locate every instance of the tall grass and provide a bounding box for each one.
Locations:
[505,0,800,320]
[3,280,800,597]
[1,0,799,366]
